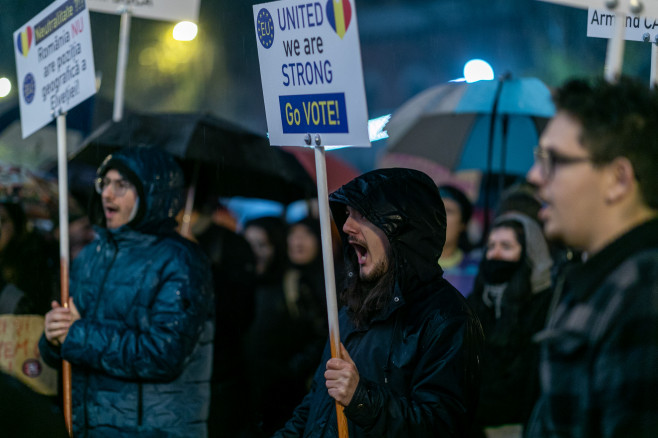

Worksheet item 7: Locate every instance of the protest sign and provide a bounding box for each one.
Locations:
[0,315,57,396]
[254,0,370,148]
[13,0,97,139]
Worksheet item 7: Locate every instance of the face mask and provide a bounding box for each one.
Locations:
[481,259,522,285]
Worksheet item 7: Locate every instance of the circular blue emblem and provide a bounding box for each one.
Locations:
[256,8,274,49]
[23,73,35,104]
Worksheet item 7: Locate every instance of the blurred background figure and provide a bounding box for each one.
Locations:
[467,211,553,438]
[0,201,58,315]
[191,200,258,438]
[242,216,294,436]
[438,184,480,297]
[241,216,328,436]
[284,218,328,385]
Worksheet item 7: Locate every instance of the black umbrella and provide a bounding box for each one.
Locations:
[72,112,317,206]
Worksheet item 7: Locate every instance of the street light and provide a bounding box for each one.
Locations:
[173,21,198,41]
[0,78,11,98]
[463,59,494,83]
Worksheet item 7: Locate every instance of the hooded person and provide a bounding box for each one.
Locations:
[273,168,483,438]
[467,212,553,434]
[438,184,480,297]
[39,147,214,437]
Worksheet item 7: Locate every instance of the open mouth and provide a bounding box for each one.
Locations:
[104,205,118,218]
[349,240,368,265]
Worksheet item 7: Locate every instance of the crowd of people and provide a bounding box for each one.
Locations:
[0,75,657,437]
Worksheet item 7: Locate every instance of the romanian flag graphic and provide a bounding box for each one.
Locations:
[16,27,33,57]
[326,0,352,39]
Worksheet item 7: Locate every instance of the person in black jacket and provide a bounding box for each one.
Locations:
[273,168,483,438]
[467,212,553,436]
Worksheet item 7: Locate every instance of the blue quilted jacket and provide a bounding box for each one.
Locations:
[39,147,214,437]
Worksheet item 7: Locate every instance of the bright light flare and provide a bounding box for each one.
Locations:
[173,21,198,41]
[463,59,494,83]
[368,114,391,142]
[0,78,11,98]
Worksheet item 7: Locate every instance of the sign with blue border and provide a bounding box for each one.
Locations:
[254,0,370,148]
[14,0,97,139]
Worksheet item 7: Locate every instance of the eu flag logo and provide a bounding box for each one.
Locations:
[257,8,275,49]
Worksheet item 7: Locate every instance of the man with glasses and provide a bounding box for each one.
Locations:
[39,147,214,437]
[525,76,658,437]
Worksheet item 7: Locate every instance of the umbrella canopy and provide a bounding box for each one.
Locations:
[382,76,555,176]
[282,146,361,193]
[72,112,317,205]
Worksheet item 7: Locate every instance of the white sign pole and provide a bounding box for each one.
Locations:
[113,8,132,122]
[313,142,349,438]
[604,11,626,82]
[56,111,73,436]
[57,114,70,279]
[649,39,658,90]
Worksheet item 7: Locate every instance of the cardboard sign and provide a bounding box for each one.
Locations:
[13,0,97,139]
[87,0,201,22]
[587,7,658,41]
[254,0,370,148]
[0,315,57,396]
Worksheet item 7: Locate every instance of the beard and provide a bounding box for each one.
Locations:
[360,255,389,283]
[341,247,395,329]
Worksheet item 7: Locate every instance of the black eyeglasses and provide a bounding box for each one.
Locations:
[95,177,135,197]
[533,146,592,179]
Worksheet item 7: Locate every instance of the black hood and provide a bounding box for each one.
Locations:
[92,146,184,234]
[329,168,447,292]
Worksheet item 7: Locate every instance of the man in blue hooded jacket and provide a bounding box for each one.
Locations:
[274,168,483,438]
[40,147,214,437]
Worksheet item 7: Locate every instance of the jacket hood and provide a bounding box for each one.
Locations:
[93,147,184,234]
[493,212,553,293]
[329,168,447,291]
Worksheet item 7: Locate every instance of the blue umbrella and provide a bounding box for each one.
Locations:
[384,76,555,176]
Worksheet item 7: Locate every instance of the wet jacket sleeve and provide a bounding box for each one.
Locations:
[38,333,62,369]
[344,315,476,437]
[60,252,211,381]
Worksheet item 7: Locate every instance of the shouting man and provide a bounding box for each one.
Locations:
[274,168,483,438]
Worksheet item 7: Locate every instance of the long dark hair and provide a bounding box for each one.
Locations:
[340,244,396,328]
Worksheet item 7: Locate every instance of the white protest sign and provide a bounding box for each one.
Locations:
[13,0,97,139]
[87,0,200,22]
[253,0,370,148]
[539,0,658,18]
[588,8,658,41]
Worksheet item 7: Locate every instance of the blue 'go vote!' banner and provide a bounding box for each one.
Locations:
[279,92,348,133]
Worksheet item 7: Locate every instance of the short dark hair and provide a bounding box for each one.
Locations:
[554,76,658,209]
[439,185,473,225]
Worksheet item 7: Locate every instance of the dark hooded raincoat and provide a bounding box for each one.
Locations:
[274,168,483,438]
[39,147,214,437]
